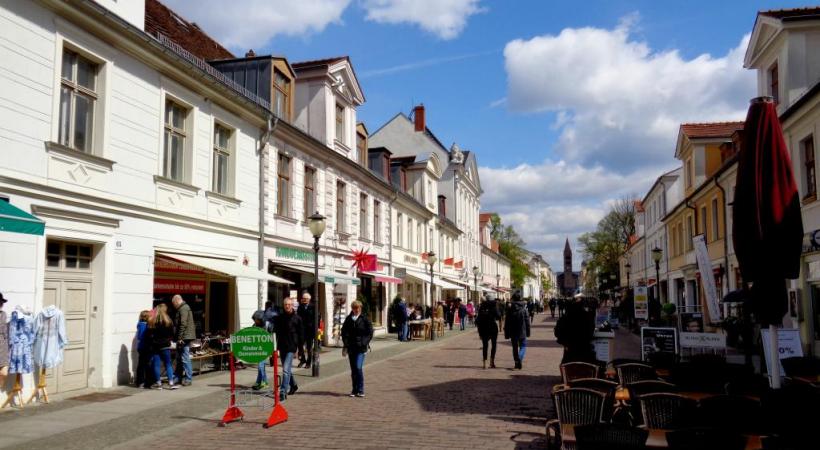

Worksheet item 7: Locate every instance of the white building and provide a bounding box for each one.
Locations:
[641,168,682,304]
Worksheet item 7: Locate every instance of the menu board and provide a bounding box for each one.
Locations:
[641,327,677,361]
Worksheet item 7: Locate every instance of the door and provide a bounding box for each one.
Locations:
[42,279,91,393]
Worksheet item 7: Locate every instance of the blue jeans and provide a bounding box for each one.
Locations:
[460,316,466,330]
[256,360,267,384]
[397,322,407,341]
[512,338,527,363]
[279,351,295,398]
[152,349,174,384]
[403,322,409,341]
[175,342,192,383]
[348,351,366,395]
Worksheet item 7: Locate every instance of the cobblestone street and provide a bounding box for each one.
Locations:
[117,315,561,450]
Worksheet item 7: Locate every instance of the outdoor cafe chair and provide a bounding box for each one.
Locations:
[666,427,746,450]
[617,363,658,385]
[561,362,601,384]
[546,387,607,450]
[639,393,697,430]
[697,394,762,435]
[568,377,618,394]
[575,423,648,450]
[626,380,678,398]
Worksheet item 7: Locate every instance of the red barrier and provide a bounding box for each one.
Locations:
[264,350,288,428]
[219,353,244,426]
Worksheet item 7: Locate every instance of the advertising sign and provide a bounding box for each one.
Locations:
[761,328,804,377]
[153,278,206,294]
[679,312,704,333]
[680,332,726,349]
[634,286,648,320]
[230,327,274,364]
[641,327,677,361]
[692,235,721,323]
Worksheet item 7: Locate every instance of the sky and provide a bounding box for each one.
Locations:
[164,0,807,271]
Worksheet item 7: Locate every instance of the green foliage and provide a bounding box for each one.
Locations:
[490,214,533,288]
[578,197,636,293]
[662,303,677,316]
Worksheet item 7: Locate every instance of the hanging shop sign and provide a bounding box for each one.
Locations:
[154,278,206,294]
[634,286,648,320]
[276,246,314,263]
[394,268,407,279]
[230,327,274,364]
[155,256,205,275]
[692,235,721,323]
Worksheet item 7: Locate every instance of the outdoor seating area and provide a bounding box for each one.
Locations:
[547,359,820,450]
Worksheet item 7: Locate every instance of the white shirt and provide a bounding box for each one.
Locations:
[351,314,359,322]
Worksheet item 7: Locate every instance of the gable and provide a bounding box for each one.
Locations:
[329,59,365,105]
[463,152,482,194]
[744,16,783,68]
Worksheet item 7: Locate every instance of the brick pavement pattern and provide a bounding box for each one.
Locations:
[118,315,563,450]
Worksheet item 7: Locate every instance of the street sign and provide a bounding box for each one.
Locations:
[230,327,274,364]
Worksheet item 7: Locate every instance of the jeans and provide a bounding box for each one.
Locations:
[279,351,296,398]
[175,341,192,383]
[511,338,527,363]
[300,338,314,366]
[397,322,408,341]
[460,316,466,331]
[481,333,498,361]
[348,351,366,395]
[151,348,175,384]
[136,350,151,387]
[256,360,267,384]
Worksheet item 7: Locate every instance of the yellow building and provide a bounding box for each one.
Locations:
[664,122,743,322]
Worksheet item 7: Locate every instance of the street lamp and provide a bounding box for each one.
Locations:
[308,211,326,377]
[496,273,501,297]
[472,265,480,303]
[651,246,663,304]
[625,262,631,288]
[428,251,437,341]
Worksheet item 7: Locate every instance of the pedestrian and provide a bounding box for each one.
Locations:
[341,300,373,398]
[476,295,501,369]
[273,297,302,401]
[147,304,178,390]
[436,301,445,323]
[0,293,9,391]
[554,299,596,364]
[458,299,467,331]
[251,310,269,390]
[171,295,195,386]
[393,296,409,342]
[526,299,535,323]
[548,298,557,318]
[297,292,315,368]
[134,310,151,388]
[503,292,531,370]
[263,300,278,332]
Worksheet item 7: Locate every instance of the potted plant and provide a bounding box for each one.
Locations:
[661,303,677,327]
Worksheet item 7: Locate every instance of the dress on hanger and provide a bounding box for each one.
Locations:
[33,305,67,368]
[8,309,35,374]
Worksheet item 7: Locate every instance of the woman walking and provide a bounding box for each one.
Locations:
[148,304,178,389]
[341,300,373,398]
[476,296,501,369]
[134,310,151,388]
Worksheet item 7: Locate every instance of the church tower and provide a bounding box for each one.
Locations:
[563,238,572,277]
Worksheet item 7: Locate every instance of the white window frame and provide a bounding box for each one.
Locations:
[211,122,234,195]
[163,98,190,183]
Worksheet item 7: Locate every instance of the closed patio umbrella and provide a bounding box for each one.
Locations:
[732,96,804,388]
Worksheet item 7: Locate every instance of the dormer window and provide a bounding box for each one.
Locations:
[273,68,290,120]
[357,130,367,166]
[769,62,779,105]
[335,103,345,143]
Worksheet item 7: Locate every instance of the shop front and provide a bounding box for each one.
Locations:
[358,270,402,330]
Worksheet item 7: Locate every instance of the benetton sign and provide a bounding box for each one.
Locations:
[276,246,313,262]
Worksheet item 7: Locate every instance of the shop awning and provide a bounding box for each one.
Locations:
[360,271,403,284]
[0,201,44,236]
[444,277,471,288]
[403,269,463,290]
[435,277,464,290]
[273,262,360,285]
[161,253,292,284]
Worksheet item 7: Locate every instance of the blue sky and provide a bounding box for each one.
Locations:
[167,0,807,270]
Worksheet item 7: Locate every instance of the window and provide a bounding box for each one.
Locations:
[396,213,403,247]
[357,131,367,166]
[373,200,381,243]
[700,206,708,242]
[427,180,433,205]
[407,217,413,250]
[359,193,368,239]
[277,154,291,217]
[769,62,779,105]
[416,223,422,252]
[803,135,816,200]
[686,159,694,188]
[336,181,346,233]
[59,49,98,153]
[686,216,694,250]
[273,69,290,119]
[163,100,188,182]
[711,198,720,240]
[335,104,345,143]
[46,240,92,271]
[303,167,316,221]
[212,124,231,194]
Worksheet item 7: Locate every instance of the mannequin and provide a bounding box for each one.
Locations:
[29,305,66,404]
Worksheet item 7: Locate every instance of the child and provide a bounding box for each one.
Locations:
[148,304,178,390]
[135,310,151,388]
[251,310,269,390]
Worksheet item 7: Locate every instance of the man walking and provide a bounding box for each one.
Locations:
[274,297,302,401]
[548,298,557,318]
[172,295,195,386]
[297,292,315,369]
[504,292,531,370]
[458,299,467,331]
[393,296,408,342]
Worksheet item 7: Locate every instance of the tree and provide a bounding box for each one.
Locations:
[578,197,637,291]
[490,214,533,288]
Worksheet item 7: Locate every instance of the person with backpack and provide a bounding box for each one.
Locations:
[504,292,531,370]
[476,295,501,369]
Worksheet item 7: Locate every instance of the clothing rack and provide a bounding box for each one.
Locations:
[26,368,49,404]
[1,374,25,409]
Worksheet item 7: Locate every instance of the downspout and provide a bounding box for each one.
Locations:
[684,199,698,312]
[714,177,731,305]
[258,115,279,309]
[387,190,399,300]
[661,180,671,304]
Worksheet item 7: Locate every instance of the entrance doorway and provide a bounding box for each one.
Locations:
[208,281,230,335]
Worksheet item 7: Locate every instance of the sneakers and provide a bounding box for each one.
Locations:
[181,379,192,387]
[168,383,180,390]
[355,393,365,398]
[349,392,357,397]
[252,381,269,391]
[296,361,305,368]
[150,383,162,390]
[288,385,298,396]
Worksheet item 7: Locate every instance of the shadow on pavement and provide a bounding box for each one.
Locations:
[432,365,483,369]
[523,339,562,348]
[294,391,350,397]
[511,431,550,450]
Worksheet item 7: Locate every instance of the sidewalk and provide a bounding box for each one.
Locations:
[0,328,466,449]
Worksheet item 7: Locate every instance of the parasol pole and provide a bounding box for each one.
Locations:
[769,323,780,389]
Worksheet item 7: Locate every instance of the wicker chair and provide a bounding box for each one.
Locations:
[561,362,601,384]
[575,423,648,450]
[568,377,618,394]
[666,428,746,450]
[639,393,697,430]
[626,380,678,397]
[546,387,607,450]
[617,363,658,385]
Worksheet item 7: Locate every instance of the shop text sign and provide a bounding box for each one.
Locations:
[679,332,726,349]
[276,246,314,262]
[761,328,803,377]
[154,278,205,294]
[230,327,274,364]
[634,286,648,320]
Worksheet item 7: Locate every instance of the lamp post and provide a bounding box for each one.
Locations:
[625,262,631,290]
[308,212,326,378]
[651,246,662,304]
[496,273,501,297]
[428,251,437,340]
[472,265,480,303]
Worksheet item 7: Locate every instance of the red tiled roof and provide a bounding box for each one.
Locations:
[479,213,495,224]
[634,200,644,212]
[291,56,349,69]
[145,0,234,61]
[680,121,744,139]
[759,7,820,20]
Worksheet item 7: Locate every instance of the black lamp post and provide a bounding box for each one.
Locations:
[472,265,480,303]
[308,211,326,377]
[651,246,662,303]
[626,262,631,290]
[428,251,437,340]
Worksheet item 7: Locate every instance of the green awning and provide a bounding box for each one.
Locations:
[0,201,45,236]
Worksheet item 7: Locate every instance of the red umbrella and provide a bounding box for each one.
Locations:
[732,96,804,387]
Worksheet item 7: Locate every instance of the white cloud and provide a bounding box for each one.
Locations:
[361,0,485,40]
[162,0,351,50]
[503,15,755,173]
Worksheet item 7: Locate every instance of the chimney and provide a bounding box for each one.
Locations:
[245,49,256,58]
[413,104,425,132]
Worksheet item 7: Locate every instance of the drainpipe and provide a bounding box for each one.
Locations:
[387,190,399,300]
[684,199,697,312]
[258,115,279,309]
[714,178,731,300]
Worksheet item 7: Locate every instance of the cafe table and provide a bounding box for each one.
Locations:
[408,319,430,340]
[560,424,764,450]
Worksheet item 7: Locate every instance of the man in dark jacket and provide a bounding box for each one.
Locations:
[297,292,315,368]
[504,292,531,370]
[341,300,373,397]
[554,299,596,364]
[476,296,501,368]
[457,299,468,331]
[393,297,408,342]
[274,298,302,401]
[172,295,196,386]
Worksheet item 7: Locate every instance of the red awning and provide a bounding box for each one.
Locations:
[360,271,403,284]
